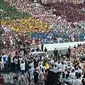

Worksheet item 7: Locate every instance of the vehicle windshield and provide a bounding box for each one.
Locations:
[34,53,46,57]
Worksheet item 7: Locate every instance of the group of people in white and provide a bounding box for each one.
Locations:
[0,47,85,85]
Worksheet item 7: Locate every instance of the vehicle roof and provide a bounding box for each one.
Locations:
[30,51,47,54]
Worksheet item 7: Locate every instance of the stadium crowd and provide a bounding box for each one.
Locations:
[4,0,85,44]
[32,21,85,44]
[0,41,85,85]
[71,44,85,57]
[9,0,85,23]
[0,0,85,85]
[1,22,85,45]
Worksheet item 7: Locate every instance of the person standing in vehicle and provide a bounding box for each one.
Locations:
[53,48,58,60]
[44,47,47,52]
[41,43,44,51]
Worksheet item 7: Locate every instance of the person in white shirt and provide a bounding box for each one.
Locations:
[50,58,54,64]
[29,66,35,80]
[20,61,25,74]
[62,63,66,71]
[72,72,82,85]
[72,79,82,85]
[69,69,75,79]
[39,68,44,81]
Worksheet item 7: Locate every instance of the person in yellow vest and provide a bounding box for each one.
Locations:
[45,61,49,69]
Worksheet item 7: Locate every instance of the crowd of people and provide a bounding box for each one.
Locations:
[0,42,85,85]
[0,29,85,85]
[47,2,85,22]
[0,31,32,49]
[32,21,85,44]
[71,44,85,57]
[0,0,85,85]
[2,20,85,44]
[1,0,85,44]
[1,0,84,44]
[8,0,85,23]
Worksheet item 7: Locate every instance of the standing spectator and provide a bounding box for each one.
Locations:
[7,55,11,70]
[68,46,71,59]
[17,57,20,72]
[53,48,58,60]
[44,70,48,85]
[14,56,18,72]
[34,68,39,85]
[34,59,39,68]
[11,56,15,72]
[72,73,82,85]
[28,66,34,85]
[1,53,8,69]
[20,61,25,74]
[39,68,44,81]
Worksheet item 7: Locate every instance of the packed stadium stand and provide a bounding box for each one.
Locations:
[7,0,85,23]
[1,0,85,44]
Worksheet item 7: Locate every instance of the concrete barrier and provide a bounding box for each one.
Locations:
[39,41,85,51]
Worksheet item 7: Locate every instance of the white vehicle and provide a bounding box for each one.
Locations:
[29,51,48,59]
